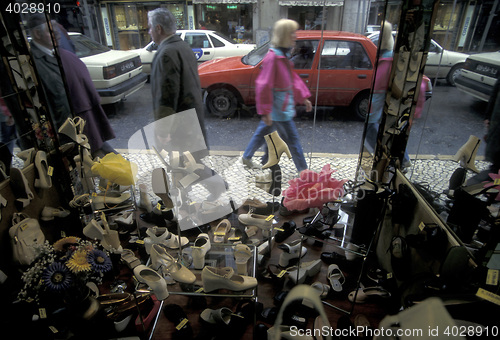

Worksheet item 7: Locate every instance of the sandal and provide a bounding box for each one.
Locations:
[234,244,252,275]
[327,264,346,292]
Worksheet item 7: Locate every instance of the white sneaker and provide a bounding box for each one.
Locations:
[239,156,261,169]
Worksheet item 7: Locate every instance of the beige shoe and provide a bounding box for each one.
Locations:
[213,219,231,243]
[238,211,273,230]
[262,131,291,169]
[201,266,257,292]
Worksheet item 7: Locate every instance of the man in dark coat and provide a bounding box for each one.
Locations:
[147,7,207,150]
[28,14,116,157]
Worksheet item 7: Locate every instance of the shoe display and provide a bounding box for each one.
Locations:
[278,239,307,267]
[201,266,257,292]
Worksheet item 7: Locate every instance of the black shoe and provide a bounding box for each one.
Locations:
[253,201,280,215]
[320,251,345,265]
[164,304,193,340]
[274,221,296,243]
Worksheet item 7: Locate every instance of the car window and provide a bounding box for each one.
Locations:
[320,40,372,70]
[185,33,211,49]
[291,40,319,69]
[69,34,110,58]
[243,42,270,66]
[213,32,238,44]
[429,41,440,53]
[210,35,225,48]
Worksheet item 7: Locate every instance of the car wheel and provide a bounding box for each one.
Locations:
[446,63,463,86]
[206,88,238,118]
[352,91,369,121]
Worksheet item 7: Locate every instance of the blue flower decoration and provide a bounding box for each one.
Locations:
[42,262,72,292]
[87,249,112,273]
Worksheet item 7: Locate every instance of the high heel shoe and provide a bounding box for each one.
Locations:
[40,206,70,221]
[17,148,36,168]
[192,233,211,269]
[262,131,291,169]
[34,151,52,189]
[10,168,35,210]
[58,117,87,145]
[133,265,169,300]
[234,244,252,275]
[453,135,481,173]
[150,244,195,284]
[138,184,153,213]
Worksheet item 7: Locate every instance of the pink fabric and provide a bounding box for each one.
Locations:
[483,170,500,201]
[372,57,393,94]
[282,164,348,211]
[255,49,311,116]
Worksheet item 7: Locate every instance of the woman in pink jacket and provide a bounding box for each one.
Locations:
[240,19,312,173]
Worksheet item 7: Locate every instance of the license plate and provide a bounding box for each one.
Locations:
[476,64,498,77]
[120,61,135,72]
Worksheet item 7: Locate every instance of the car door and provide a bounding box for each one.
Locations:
[291,39,319,94]
[310,39,373,106]
[425,40,449,79]
[184,32,214,62]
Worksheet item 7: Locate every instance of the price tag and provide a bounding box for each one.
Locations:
[156,202,162,210]
[195,287,204,293]
[418,222,425,231]
[265,214,274,221]
[20,223,28,231]
[91,192,97,197]
[486,269,499,286]
[476,288,500,306]
[60,231,66,238]
[214,232,226,236]
[48,326,58,334]
[277,270,287,278]
[274,228,284,232]
[135,239,145,245]
[494,179,500,185]
[47,166,54,176]
[387,272,393,279]
[228,237,241,241]
[176,318,189,330]
[39,308,47,319]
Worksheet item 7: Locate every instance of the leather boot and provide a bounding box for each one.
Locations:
[262,131,291,169]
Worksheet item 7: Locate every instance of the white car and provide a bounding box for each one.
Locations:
[455,50,500,102]
[69,33,148,105]
[134,30,256,74]
[367,31,468,86]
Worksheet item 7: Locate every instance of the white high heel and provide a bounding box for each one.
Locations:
[192,233,211,270]
[16,148,36,168]
[144,226,170,254]
[138,184,153,213]
[34,151,52,189]
[453,135,481,173]
[58,117,86,145]
[278,239,307,267]
[150,244,195,284]
[133,265,169,300]
[40,206,70,221]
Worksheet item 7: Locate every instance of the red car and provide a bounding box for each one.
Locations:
[199,31,378,120]
[199,30,432,120]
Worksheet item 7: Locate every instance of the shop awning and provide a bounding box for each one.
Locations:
[278,0,344,6]
[193,0,258,3]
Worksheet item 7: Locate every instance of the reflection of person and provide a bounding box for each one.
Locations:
[0,90,16,155]
[291,42,314,69]
[240,19,312,173]
[27,14,116,157]
[468,79,500,185]
[198,20,206,30]
[148,8,206,147]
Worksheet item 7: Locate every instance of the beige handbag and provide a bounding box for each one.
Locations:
[268,284,332,340]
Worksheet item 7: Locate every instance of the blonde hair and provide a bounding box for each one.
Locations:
[271,19,299,48]
[380,21,394,51]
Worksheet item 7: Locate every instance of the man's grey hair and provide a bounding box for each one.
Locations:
[148,8,177,35]
[27,13,48,33]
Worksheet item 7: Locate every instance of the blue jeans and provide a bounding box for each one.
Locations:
[243,119,308,173]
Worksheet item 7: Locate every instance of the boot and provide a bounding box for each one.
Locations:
[138,183,153,212]
[151,168,174,209]
[453,135,481,173]
[262,131,291,169]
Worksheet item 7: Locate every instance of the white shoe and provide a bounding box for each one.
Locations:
[144,226,170,254]
[278,239,307,267]
[150,244,195,284]
[213,219,231,243]
[239,156,261,169]
[238,210,273,230]
[286,259,322,284]
[201,266,257,292]
[133,265,169,300]
[40,206,70,221]
[234,244,252,275]
[192,233,211,269]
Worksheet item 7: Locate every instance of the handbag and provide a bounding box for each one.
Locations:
[9,213,45,266]
[268,284,332,340]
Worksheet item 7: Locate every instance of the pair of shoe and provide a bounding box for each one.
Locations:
[201,266,257,292]
[150,244,196,284]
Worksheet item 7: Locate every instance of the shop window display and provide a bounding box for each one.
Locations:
[0,1,500,339]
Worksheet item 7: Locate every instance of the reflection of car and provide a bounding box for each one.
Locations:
[134,30,256,74]
[367,31,468,86]
[455,51,500,102]
[69,33,148,105]
[199,31,379,120]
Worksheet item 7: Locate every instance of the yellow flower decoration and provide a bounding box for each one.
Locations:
[66,250,92,273]
[53,237,80,252]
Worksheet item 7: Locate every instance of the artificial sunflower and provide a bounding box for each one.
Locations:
[66,250,92,273]
[87,249,112,273]
[53,236,80,252]
[42,262,72,292]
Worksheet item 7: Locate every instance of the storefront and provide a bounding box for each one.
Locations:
[99,0,194,50]
[278,0,344,31]
[192,0,256,43]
